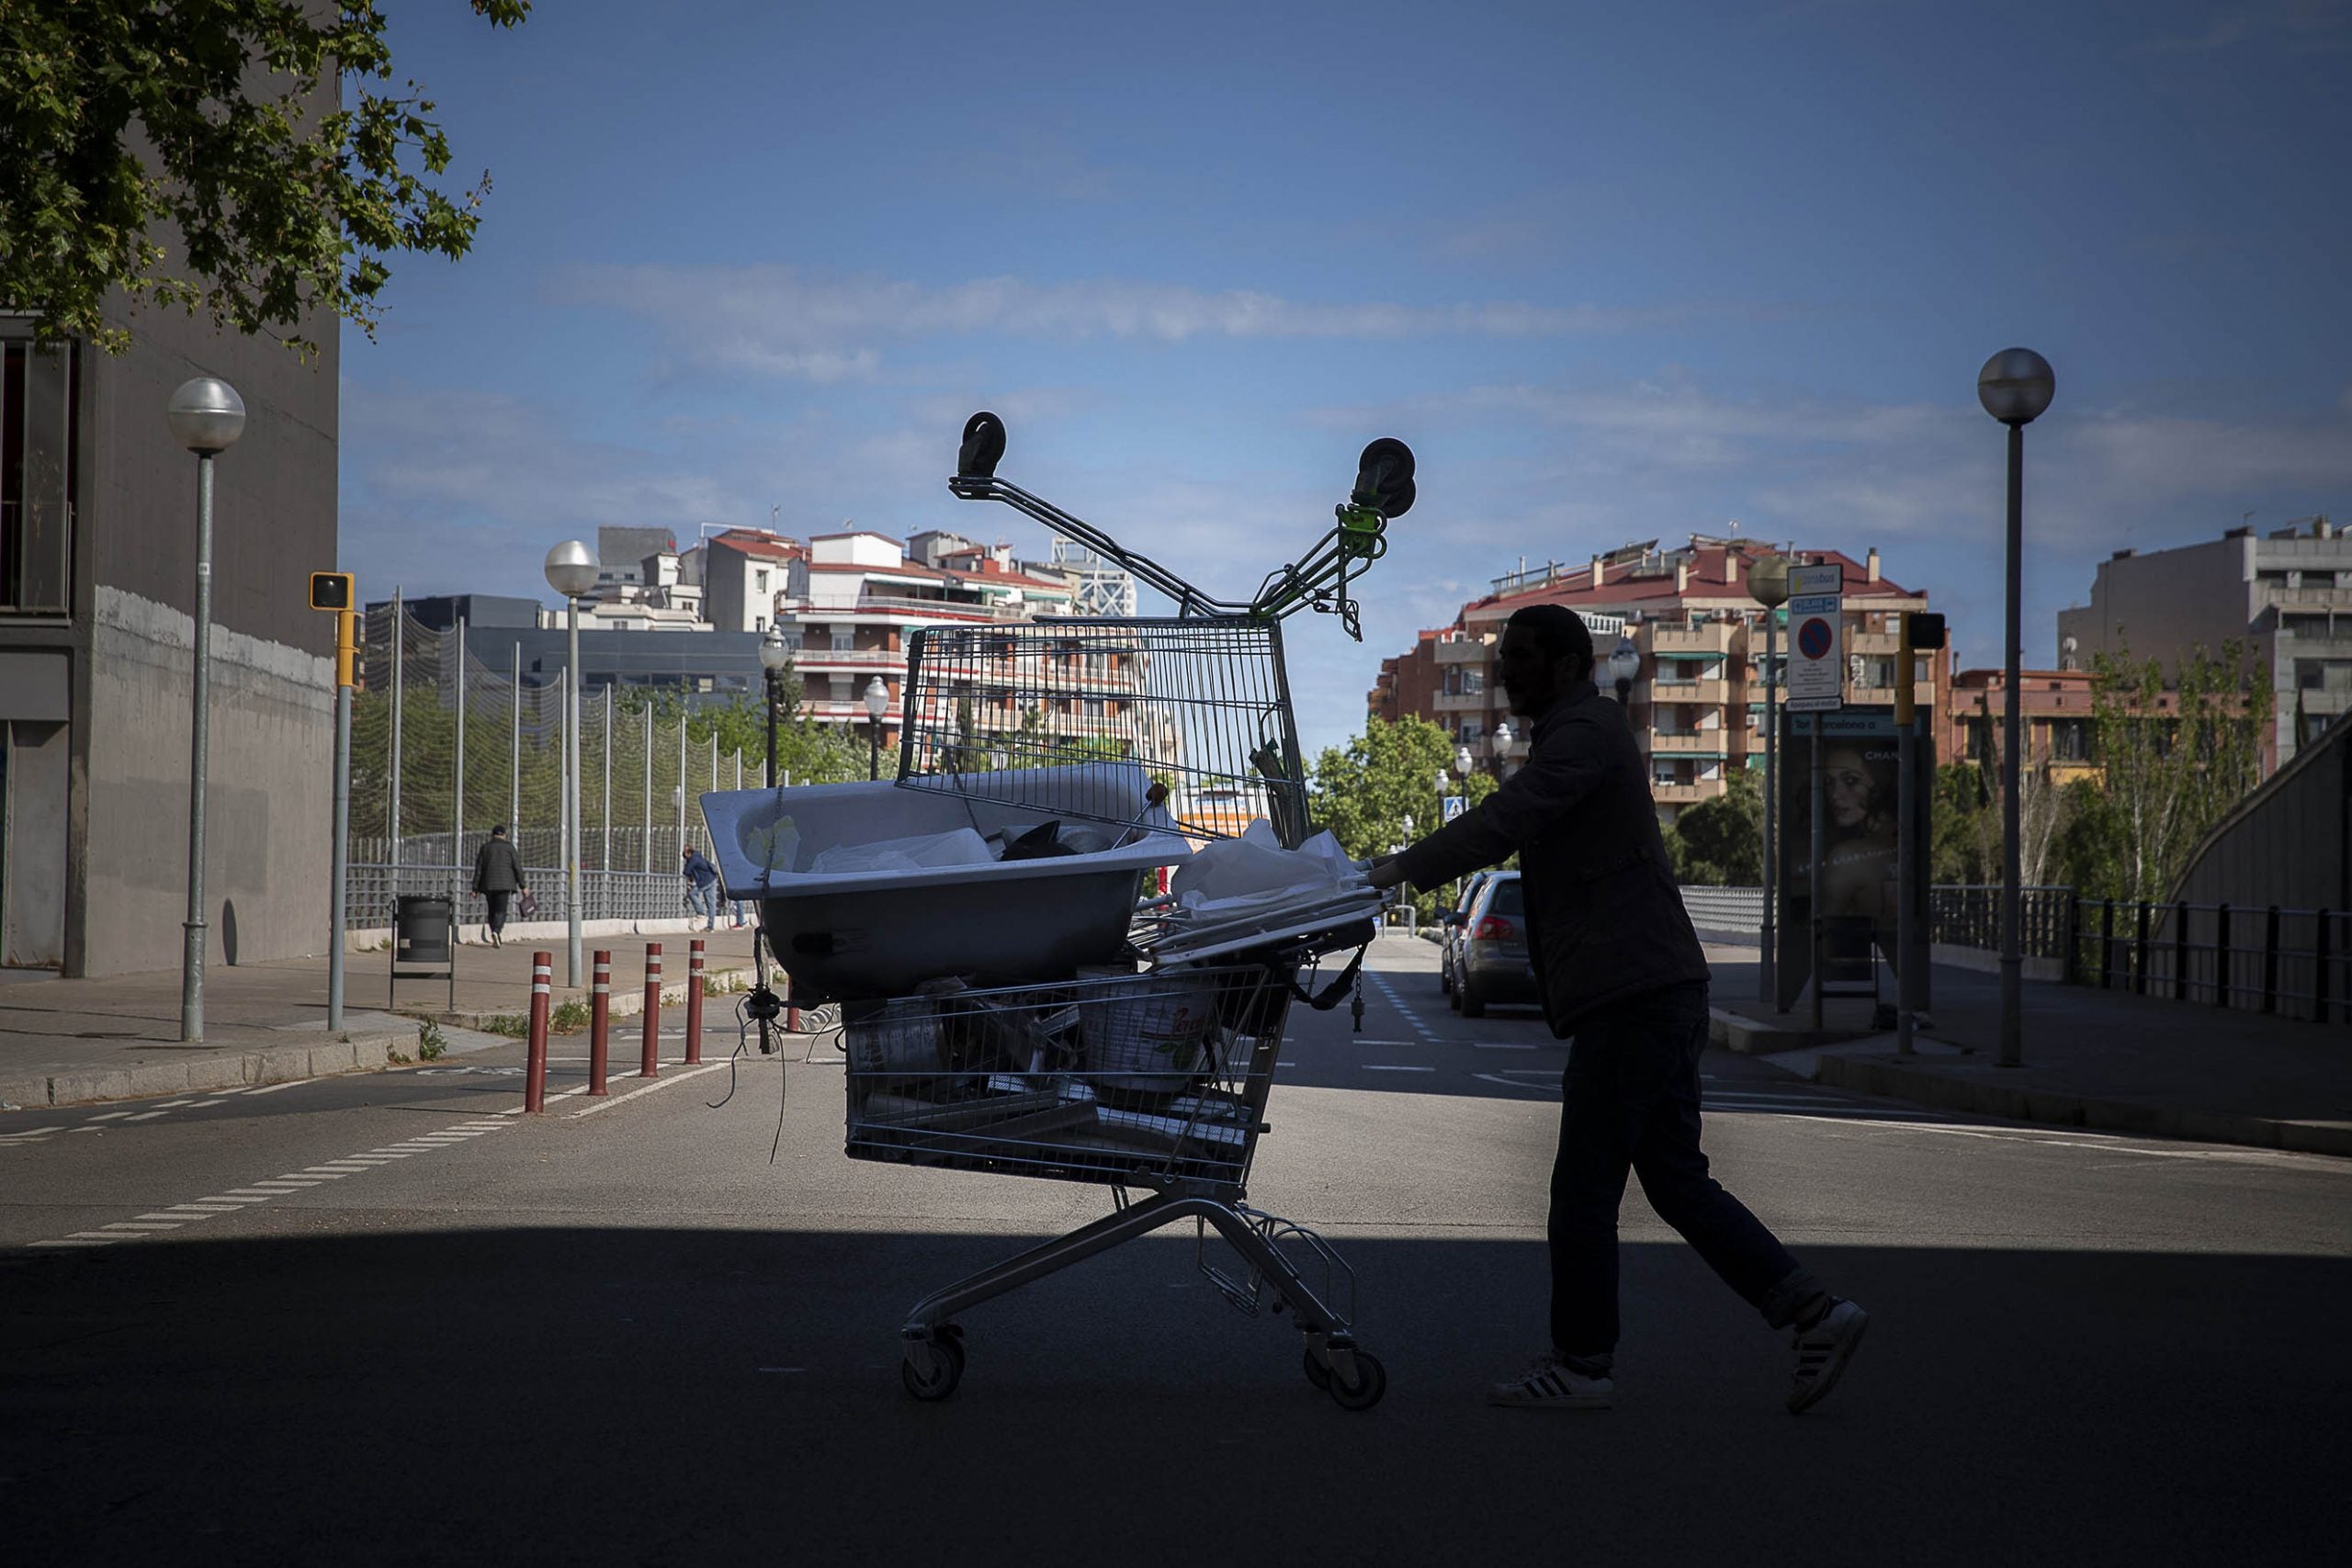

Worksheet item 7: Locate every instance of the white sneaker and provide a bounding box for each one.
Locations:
[1487,1354,1612,1410]
[1787,1298,1869,1414]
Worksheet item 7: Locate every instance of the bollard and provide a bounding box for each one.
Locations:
[525,951,551,1113]
[783,967,799,1033]
[685,938,706,1065]
[588,949,611,1097]
[640,942,662,1077]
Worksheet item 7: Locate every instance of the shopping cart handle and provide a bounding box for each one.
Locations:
[958,411,1007,479]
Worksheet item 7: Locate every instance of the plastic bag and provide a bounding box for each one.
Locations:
[808,827,997,875]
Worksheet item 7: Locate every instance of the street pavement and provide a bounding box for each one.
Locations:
[5,938,2345,1564]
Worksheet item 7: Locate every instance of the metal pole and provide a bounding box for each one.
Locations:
[1760,608,1779,1006]
[453,617,467,905]
[509,641,521,834]
[675,713,687,852]
[180,452,215,1043]
[566,596,582,987]
[1809,715,1825,1034]
[1896,709,1917,1057]
[329,611,354,1029]
[2000,423,2025,1066]
[389,586,403,888]
[642,701,652,874]
[765,672,779,786]
[602,681,614,878]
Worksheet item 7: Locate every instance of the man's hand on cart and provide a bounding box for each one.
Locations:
[1365,856,1407,891]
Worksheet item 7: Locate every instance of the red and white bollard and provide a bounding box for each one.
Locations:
[525,951,551,1114]
[588,949,611,1097]
[685,938,706,1066]
[639,942,662,1078]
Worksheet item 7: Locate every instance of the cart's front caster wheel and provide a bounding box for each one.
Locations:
[1325,1349,1386,1411]
[1302,1345,1331,1390]
[901,1334,966,1402]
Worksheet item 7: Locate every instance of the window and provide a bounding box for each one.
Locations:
[753,615,766,634]
[831,628,854,651]
[2,333,77,613]
[754,569,769,592]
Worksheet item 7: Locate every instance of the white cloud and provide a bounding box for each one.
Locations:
[550,265,1695,381]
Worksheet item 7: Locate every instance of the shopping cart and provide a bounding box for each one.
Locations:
[833,412,1409,1408]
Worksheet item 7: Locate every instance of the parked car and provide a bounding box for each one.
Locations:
[1450,872,1538,1018]
[1438,870,1499,995]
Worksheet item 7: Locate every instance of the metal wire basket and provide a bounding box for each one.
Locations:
[894,616,1310,847]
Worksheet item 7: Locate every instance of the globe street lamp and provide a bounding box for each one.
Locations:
[1609,637,1641,704]
[863,674,890,781]
[759,629,792,786]
[1454,744,1474,778]
[544,540,599,987]
[1747,554,1792,1006]
[1978,347,2056,1070]
[166,377,245,1043]
[1489,720,1514,780]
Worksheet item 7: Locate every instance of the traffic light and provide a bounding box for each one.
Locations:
[1904,612,1946,651]
[309,571,355,612]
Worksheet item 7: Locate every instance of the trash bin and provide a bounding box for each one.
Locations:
[391,894,457,1009]
[395,896,455,964]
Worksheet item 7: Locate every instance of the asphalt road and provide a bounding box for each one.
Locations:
[5,940,2346,1565]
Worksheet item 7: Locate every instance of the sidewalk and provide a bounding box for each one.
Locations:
[0,925,766,1111]
[1702,949,2352,1158]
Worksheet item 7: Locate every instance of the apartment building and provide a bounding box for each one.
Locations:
[1940,668,2101,785]
[2057,515,2343,768]
[1373,536,1939,821]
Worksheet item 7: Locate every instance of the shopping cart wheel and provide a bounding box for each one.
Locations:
[901,1332,966,1402]
[1325,1348,1386,1412]
[1301,1345,1331,1391]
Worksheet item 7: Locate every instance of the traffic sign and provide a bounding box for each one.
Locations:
[1442,795,1466,823]
[1790,562,1842,597]
[1785,589,1843,712]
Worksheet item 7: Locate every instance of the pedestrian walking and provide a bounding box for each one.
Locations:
[471,825,526,948]
[1368,603,1868,1415]
[681,842,721,931]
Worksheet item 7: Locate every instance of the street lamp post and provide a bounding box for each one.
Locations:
[1978,348,2056,1070]
[1747,556,1791,1006]
[166,377,246,1043]
[544,540,600,987]
[760,630,791,787]
[1489,720,1514,780]
[1609,637,1641,705]
[864,674,890,781]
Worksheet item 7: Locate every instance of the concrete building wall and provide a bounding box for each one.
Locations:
[4,717,71,967]
[79,587,332,975]
[2171,723,2350,913]
[2056,536,2255,669]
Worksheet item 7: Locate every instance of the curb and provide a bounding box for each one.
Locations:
[0,1021,422,1111]
[1812,1051,2352,1159]
[1707,1007,1876,1056]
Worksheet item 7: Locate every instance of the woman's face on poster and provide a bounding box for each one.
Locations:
[1825,747,1879,829]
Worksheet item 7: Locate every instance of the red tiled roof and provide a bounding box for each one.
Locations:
[806,560,954,580]
[710,529,803,562]
[1462,547,1914,623]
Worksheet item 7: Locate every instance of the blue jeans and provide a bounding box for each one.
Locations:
[685,885,716,925]
[1549,983,1818,1359]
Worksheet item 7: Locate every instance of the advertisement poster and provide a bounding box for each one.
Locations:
[1774,710,1934,1013]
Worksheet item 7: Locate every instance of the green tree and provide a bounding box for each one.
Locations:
[2,1,529,356]
[1309,717,1498,916]
[1672,766,1763,885]
[2060,638,2273,903]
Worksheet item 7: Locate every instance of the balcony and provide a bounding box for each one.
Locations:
[1433,637,1491,664]
[779,594,1025,623]
[786,646,902,671]
[1650,678,1730,705]
[1849,630,1901,655]
[1648,781,1718,805]
[1432,689,1491,713]
[1650,623,1736,654]
[1648,731,1732,755]
[2267,584,2352,611]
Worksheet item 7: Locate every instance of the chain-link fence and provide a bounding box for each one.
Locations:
[346,605,757,930]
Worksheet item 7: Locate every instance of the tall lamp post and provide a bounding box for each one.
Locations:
[863,674,890,781]
[544,540,599,987]
[167,377,245,1043]
[1977,347,2056,1070]
[759,630,791,786]
[1489,720,1514,780]
[1747,556,1791,1005]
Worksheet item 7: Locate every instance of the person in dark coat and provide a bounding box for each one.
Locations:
[681,842,721,931]
[1369,604,1868,1415]
[470,825,526,947]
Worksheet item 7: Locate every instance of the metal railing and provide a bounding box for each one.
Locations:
[2074,897,2352,1022]
[345,863,716,931]
[1928,885,2075,960]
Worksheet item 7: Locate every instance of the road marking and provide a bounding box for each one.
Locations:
[28,1238,112,1248]
[1362,1064,1436,1073]
[245,1080,306,1096]
[1472,1042,1540,1051]
[87,1111,133,1122]
[103,1222,184,1232]
[123,1111,171,1122]
[154,1100,194,1108]
[1472,1072,1559,1094]
[569,1060,730,1118]
[188,1099,227,1108]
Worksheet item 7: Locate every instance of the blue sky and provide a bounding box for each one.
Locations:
[339,0,2352,759]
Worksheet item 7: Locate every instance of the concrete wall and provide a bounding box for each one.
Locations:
[2057,536,2255,668]
[2171,716,2350,913]
[81,586,332,975]
[4,718,70,966]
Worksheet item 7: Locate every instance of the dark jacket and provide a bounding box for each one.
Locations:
[683,850,719,890]
[1396,681,1709,1035]
[471,838,524,895]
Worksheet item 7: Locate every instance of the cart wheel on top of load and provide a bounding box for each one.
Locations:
[901,1324,966,1402]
